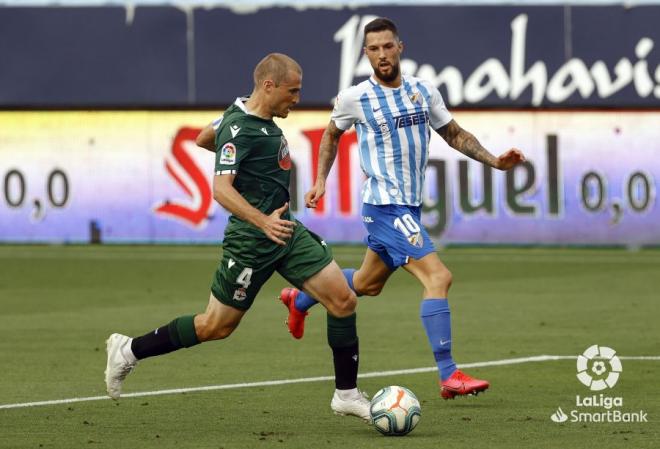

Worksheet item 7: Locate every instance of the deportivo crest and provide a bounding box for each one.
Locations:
[220,143,237,165]
[233,287,247,302]
[278,136,291,170]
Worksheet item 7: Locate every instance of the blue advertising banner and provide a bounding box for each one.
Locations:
[0,5,658,107]
[0,111,658,246]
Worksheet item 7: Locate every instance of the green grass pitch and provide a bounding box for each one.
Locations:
[0,245,658,448]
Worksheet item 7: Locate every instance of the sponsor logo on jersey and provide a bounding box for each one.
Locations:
[278,136,291,170]
[220,143,237,165]
[392,110,429,129]
[230,125,241,138]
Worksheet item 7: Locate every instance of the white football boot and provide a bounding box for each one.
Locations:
[104,333,137,399]
[330,389,371,423]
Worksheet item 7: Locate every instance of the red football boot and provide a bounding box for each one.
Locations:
[440,370,490,399]
[278,287,308,339]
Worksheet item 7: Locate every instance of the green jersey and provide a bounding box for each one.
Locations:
[214,97,292,237]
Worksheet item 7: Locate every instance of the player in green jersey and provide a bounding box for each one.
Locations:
[105,53,370,421]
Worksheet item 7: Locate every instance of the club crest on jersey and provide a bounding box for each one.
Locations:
[220,143,237,165]
[408,232,424,248]
[278,136,291,170]
[409,91,423,105]
[233,287,247,302]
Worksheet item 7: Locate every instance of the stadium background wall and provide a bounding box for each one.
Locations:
[1,111,658,245]
[1,5,658,245]
[0,5,659,108]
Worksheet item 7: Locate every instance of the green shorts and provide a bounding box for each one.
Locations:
[210,221,333,310]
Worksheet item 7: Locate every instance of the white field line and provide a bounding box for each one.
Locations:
[1,354,658,411]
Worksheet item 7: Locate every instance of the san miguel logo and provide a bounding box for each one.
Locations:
[153,127,214,228]
[278,135,292,170]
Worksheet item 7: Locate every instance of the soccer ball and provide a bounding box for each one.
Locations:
[369,386,421,436]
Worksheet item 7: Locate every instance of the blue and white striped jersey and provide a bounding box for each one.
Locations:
[332,75,452,206]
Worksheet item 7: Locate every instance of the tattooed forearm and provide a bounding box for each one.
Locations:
[438,119,499,168]
[452,129,499,166]
[316,120,345,182]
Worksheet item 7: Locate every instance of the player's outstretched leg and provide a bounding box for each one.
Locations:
[326,312,371,422]
[104,297,243,399]
[105,314,201,399]
[278,269,357,339]
[420,298,490,399]
[105,333,138,399]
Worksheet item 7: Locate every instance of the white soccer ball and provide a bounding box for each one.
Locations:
[369,385,421,436]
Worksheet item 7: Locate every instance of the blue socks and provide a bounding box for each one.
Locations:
[294,268,357,312]
[342,268,357,292]
[420,298,457,381]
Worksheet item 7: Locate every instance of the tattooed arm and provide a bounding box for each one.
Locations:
[437,119,525,170]
[305,119,346,208]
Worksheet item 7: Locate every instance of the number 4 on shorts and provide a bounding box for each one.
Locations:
[237,267,253,288]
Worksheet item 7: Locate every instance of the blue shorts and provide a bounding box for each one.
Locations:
[361,203,436,271]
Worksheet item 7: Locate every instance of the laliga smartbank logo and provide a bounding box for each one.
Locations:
[550,345,648,424]
[577,344,622,391]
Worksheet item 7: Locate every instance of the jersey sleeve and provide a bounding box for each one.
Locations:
[426,83,453,130]
[330,89,359,130]
[214,123,251,175]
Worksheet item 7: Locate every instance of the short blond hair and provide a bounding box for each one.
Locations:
[253,53,302,88]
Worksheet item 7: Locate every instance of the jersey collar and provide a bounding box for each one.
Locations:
[369,75,404,90]
[234,96,250,112]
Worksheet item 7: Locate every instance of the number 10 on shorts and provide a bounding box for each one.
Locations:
[393,214,421,237]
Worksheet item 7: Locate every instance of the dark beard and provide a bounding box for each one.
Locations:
[374,63,400,83]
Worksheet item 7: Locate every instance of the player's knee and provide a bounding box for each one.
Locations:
[327,290,357,317]
[430,267,453,292]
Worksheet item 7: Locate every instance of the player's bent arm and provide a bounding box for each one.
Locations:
[213,175,295,245]
[196,123,216,152]
[305,120,346,208]
[437,120,526,170]
[316,120,346,185]
[436,119,501,168]
[213,174,268,227]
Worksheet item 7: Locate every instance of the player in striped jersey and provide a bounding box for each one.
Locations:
[280,18,525,399]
